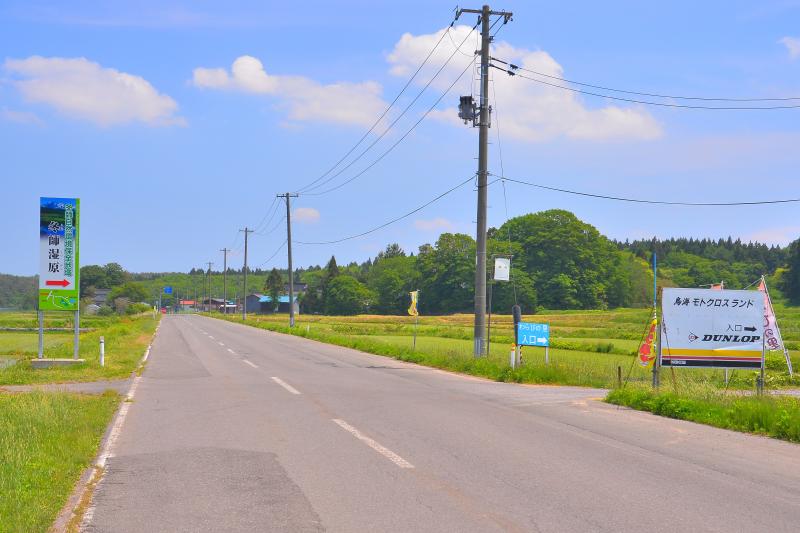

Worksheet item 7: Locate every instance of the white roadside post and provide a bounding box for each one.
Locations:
[99,336,105,367]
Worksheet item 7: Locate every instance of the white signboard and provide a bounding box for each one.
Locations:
[661,288,764,369]
[493,257,510,282]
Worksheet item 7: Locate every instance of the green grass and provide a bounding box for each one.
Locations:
[0,314,159,385]
[214,310,800,390]
[0,331,73,355]
[0,391,120,532]
[606,385,800,443]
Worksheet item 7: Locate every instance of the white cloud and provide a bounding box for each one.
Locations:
[745,226,800,246]
[192,55,386,127]
[4,56,183,126]
[1,107,43,125]
[780,36,800,59]
[414,217,454,231]
[293,207,320,223]
[388,26,661,142]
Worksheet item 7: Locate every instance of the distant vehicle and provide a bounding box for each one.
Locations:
[161,307,167,314]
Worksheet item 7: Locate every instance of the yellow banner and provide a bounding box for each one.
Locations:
[408,290,419,317]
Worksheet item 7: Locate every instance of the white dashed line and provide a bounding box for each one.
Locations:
[208,335,215,340]
[242,359,258,368]
[218,341,225,346]
[270,376,301,395]
[332,419,414,469]
[227,348,236,355]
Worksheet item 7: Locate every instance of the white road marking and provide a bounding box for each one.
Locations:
[332,419,414,469]
[217,341,225,346]
[227,348,236,355]
[271,376,301,395]
[208,335,215,340]
[243,359,258,368]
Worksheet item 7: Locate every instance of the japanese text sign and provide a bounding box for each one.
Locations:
[39,197,80,311]
[517,322,550,347]
[661,287,764,369]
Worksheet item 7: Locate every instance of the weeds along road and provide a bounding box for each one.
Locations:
[84,315,800,532]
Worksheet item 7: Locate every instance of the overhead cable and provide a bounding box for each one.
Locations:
[296,175,475,245]
[491,64,800,110]
[302,21,480,195]
[496,174,800,205]
[491,57,800,102]
[297,18,472,194]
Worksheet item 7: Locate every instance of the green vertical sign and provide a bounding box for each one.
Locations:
[39,197,80,311]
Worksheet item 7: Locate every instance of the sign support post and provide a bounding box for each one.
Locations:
[37,311,44,359]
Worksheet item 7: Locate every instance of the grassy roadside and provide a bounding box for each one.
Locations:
[215,314,652,388]
[0,314,159,385]
[0,391,120,532]
[606,386,800,443]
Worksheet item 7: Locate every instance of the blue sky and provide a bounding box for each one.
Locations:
[2,0,799,276]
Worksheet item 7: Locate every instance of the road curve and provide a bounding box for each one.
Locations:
[83,315,800,532]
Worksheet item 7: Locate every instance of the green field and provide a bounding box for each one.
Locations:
[0,391,120,532]
[0,312,160,385]
[216,307,800,390]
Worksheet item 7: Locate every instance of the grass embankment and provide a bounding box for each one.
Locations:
[0,391,120,532]
[0,313,159,385]
[607,386,800,442]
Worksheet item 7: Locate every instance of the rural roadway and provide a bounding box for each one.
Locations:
[84,315,800,532]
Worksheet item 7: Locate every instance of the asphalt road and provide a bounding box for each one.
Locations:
[84,315,800,532]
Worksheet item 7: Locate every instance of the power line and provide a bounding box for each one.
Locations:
[297,18,467,194]
[301,20,480,195]
[258,239,288,267]
[254,214,286,236]
[252,198,280,233]
[491,64,800,110]
[496,174,800,205]
[303,55,477,197]
[491,57,800,102]
[296,175,475,245]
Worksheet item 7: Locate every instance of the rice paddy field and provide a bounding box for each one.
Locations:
[218,306,800,390]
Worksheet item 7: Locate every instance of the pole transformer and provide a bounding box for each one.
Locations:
[456,4,512,356]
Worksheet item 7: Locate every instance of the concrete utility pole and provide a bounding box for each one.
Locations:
[220,248,230,314]
[240,227,254,320]
[277,193,299,327]
[456,4,513,356]
[205,261,213,312]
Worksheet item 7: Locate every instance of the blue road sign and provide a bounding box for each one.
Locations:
[517,322,550,347]
[163,286,172,294]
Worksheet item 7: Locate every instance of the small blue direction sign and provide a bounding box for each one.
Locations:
[163,286,173,294]
[517,322,550,347]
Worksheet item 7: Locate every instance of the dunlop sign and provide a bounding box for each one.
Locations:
[661,287,765,369]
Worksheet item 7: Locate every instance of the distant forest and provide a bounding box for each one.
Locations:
[3,209,799,313]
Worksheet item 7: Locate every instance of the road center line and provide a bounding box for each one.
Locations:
[227,348,236,355]
[208,335,215,340]
[242,359,258,368]
[218,341,225,346]
[332,419,414,469]
[271,376,301,395]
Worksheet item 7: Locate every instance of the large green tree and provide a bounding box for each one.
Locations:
[264,268,283,310]
[416,233,476,313]
[324,275,375,315]
[497,210,625,309]
[782,238,800,305]
[367,253,419,314]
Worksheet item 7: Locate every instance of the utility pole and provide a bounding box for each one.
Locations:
[277,193,299,327]
[456,4,513,356]
[220,248,230,314]
[205,261,213,313]
[240,227,254,320]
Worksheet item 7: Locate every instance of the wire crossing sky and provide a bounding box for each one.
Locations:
[1,0,799,275]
